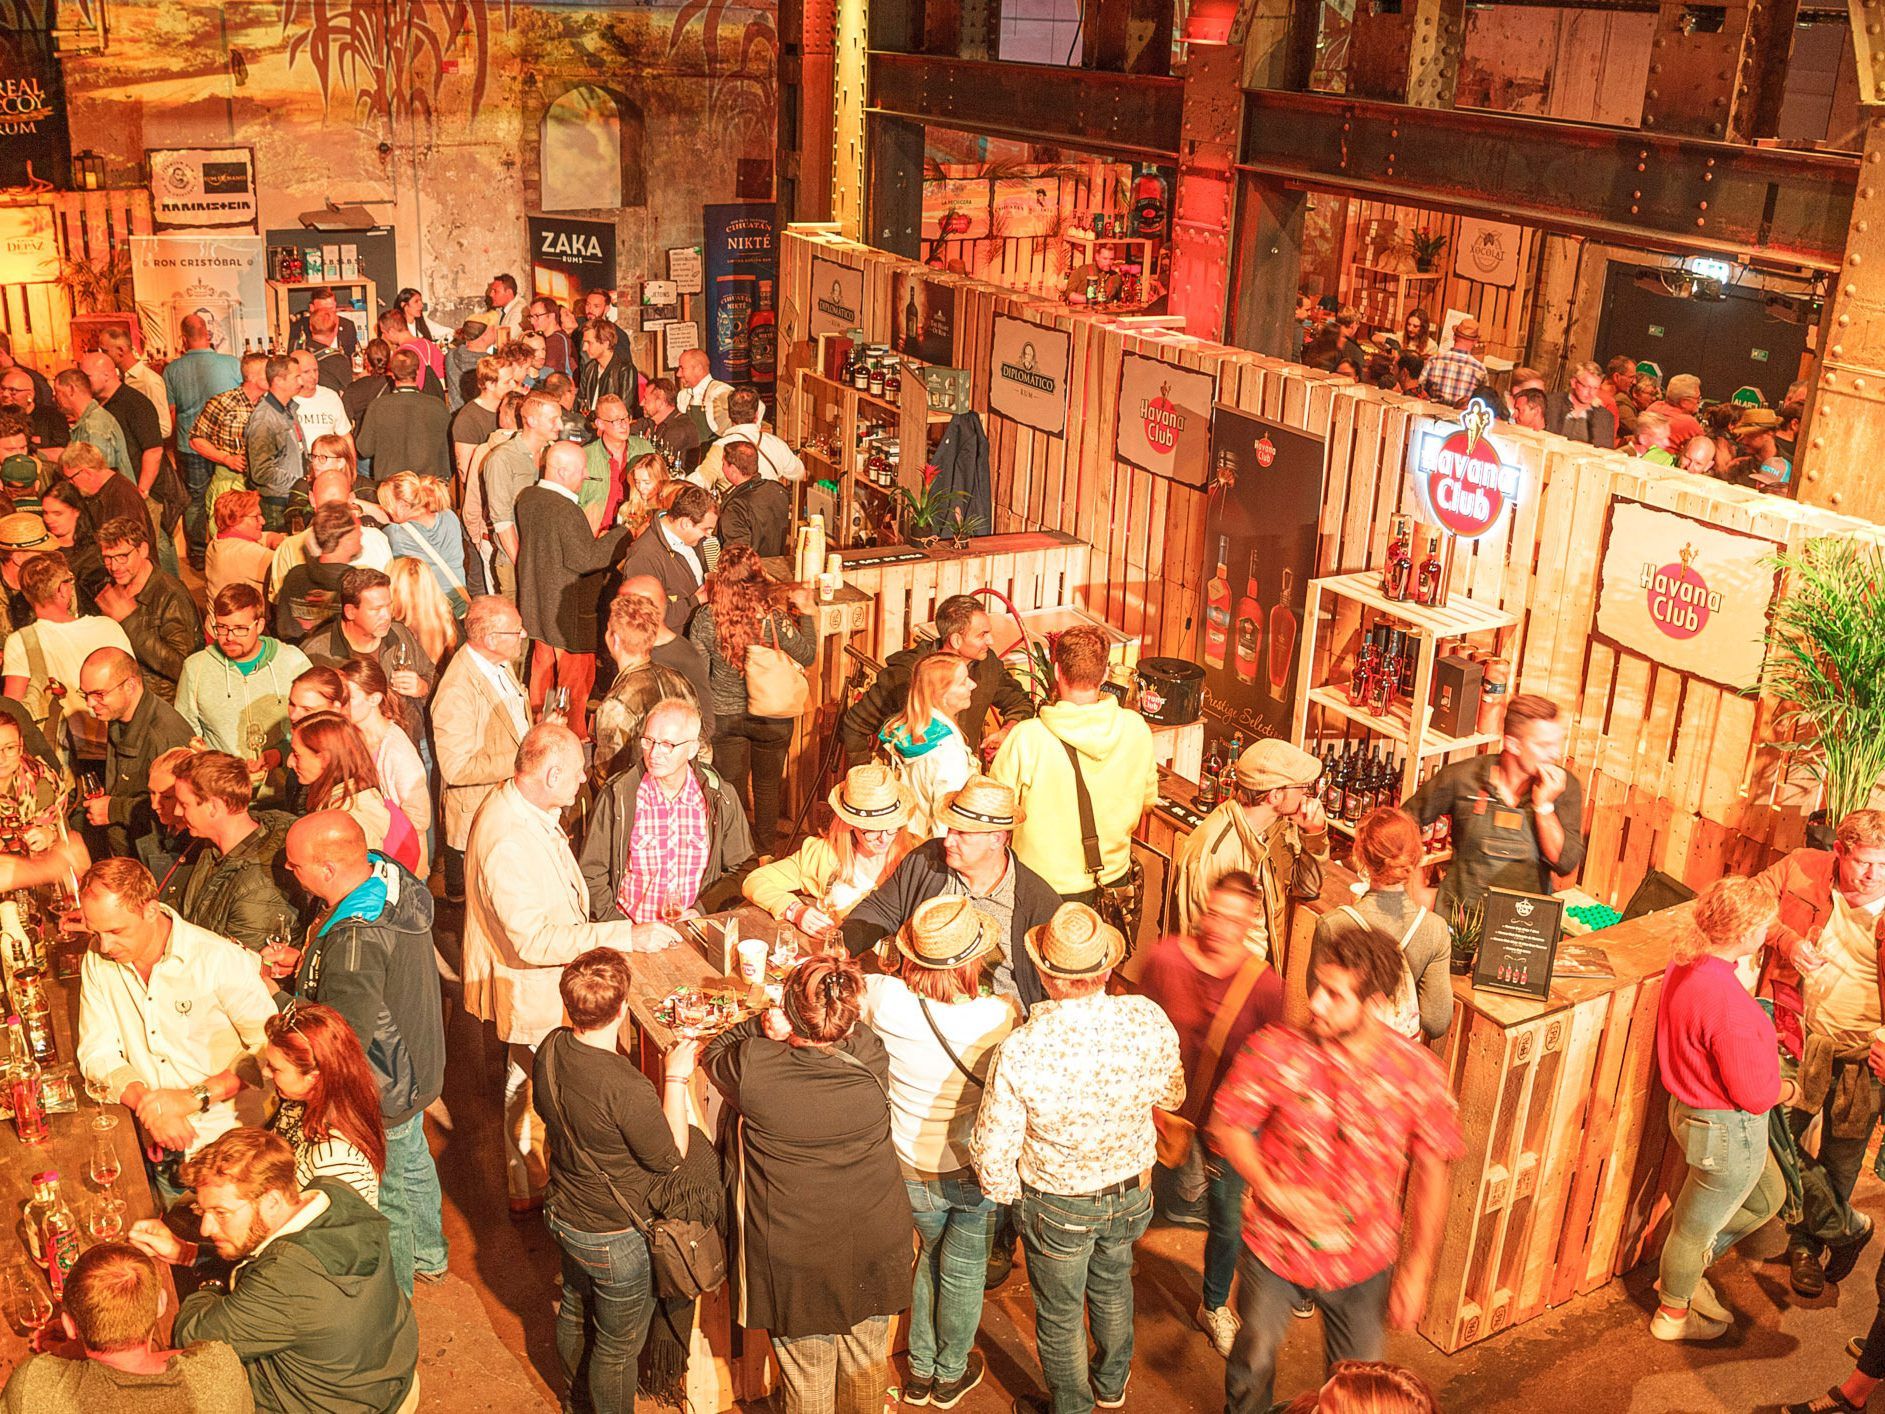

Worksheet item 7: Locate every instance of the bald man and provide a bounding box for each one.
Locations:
[514,440,627,740]
[267,464,393,594]
[674,347,733,437]
[618,571,713,739]
[284,809,447,1293]
[79,645,192,859]
[164,315,240,564]
[461,723,670,1211]
[82,349,165,497]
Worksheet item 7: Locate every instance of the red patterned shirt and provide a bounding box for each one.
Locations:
[1211,1023,1464,1289]
[615,770,710,923]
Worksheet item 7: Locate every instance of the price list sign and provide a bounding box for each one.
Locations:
[1470,888,1566,1001]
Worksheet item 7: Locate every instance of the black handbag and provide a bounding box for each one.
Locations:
[540,1036,728,1301]
[1059,738,1145,948]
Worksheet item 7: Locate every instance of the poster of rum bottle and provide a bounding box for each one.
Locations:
[702,203,778,393]
[1199,406,1326,745]
[890,268,958,367]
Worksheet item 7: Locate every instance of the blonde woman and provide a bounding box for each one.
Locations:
[1651,875,1790,1342]
[745,763,923,938]
[617,452,670,538]
[387,557,460,666]
[378,471,468,616]
[879,653,976,837]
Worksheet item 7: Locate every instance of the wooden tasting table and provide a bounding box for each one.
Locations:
[1134,766,1692,1355]
[0,952,169,1357]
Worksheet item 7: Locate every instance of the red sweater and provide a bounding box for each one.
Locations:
[1656,955,1780,1113]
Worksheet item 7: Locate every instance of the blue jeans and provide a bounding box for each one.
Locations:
[905,1173,995,1383]
[546,1212,656,1414]
[1658,1099,1782,1304]
[1226,1252,1391,1414]
[1017,1183,1153,1414]
[380,1113,448,1295]
[1201,1141,1248,1311]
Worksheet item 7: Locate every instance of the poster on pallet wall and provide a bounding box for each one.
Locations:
[703,202,777,393]
[0,207,58,285]
[808,257,864,338]
[890,268,957,366]
[1592,498,1782,692]
[1452,216,1522,290]
[147,148,258,231]
[1198,405,1327,744]
[987,315,1070,436]
[128,233,266,357]
[1114,352,1215,486]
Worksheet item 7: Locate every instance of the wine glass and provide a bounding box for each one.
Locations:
[260,916,299,981]
[83,1074,116,1132]
[88,1133,121,1192]
[4,1263,50,1339]
[87,1196,125,1241]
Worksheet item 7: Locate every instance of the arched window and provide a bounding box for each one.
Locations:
[540,84,645,211]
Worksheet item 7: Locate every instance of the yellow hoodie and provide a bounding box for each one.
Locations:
[989,697,1159,895]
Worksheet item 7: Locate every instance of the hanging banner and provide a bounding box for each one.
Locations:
[1408,399,1526,540]
[0,207,58,285]
[890,268,957,366]
[808,257,864,339]
[1115,352,1215,486]
[147,147,258,231]
[988,315,1071,437]
[0,23,69,190]
[527,214,616,305]
[703,202,777,393]
[1199,406,1327,743]
[129,233,267,358]
[1453,217,1522,290]
[1593,498,1782,692]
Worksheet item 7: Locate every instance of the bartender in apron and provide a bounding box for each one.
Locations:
[1405,693,1586,917]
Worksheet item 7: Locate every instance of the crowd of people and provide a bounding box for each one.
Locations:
[1295,303,1801,491]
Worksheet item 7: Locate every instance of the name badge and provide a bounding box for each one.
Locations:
[1491,808,1524,833]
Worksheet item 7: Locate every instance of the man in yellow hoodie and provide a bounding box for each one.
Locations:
[991,625,1158,936]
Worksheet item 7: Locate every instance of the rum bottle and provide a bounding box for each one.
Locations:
[1232,550,1262,685]
[1349,635,1380,710]
[22,1171,78,1299]
[1415,533,1447,607]
[1342,748,1368,822]
[13,969,52,1065]
[1268,567,1298,697]
[5,1015,46,1145]
[1204,538,1232,669]
[1322,747,1347,818]
[1197,742,1222,811]
[1382,516,1415,601]
[749,279,778,385]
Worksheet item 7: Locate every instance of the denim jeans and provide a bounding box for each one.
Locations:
[1225,1251,1391,1414]
[1017,1183,1154,1414]
[545,1211,656,1414]
[1656,1099,1781,1304]
[1201,1141,1249,1311]
[179,449,212,557]
[381,1113,449,1295]
[905,1173,995,1383]
[712,712,795,844]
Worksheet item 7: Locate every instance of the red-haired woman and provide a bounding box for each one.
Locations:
[288,711,423,876]
[262,1002,387,1209]
[689,543,815,847]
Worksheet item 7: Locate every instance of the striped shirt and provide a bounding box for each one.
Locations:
[271,1099,381,1208]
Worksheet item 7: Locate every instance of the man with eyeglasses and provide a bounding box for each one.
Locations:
[93,514,199,702]
[433,595,531,902]
[79,646,192,859]
[2,551,132,775]
[579,697,754,925]
[175,582,313,770]
[580,393,640,528]
[530,297,575,378]
[1545,361,1618,448]
[1,366,69,462]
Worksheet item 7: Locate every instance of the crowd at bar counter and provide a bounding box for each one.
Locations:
[0,280,1867,1414]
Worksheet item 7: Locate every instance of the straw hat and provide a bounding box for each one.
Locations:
[0,513,50,552]
[828,762,915,831]
[933,774,1024,834]
[895,895,1001,970]
[1733,407,1781,436]
[1234,738,1323,793]
[1024,902,1126,980]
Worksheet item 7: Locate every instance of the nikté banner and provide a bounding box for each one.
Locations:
[703,202,777,392]
[527,214,616,306]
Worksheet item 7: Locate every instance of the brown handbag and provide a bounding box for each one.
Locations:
[1154,951,1270,1169]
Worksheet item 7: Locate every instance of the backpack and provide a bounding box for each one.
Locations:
[1340,902,1426,1040]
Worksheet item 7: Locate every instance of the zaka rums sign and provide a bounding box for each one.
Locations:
[1411,399,1525,540]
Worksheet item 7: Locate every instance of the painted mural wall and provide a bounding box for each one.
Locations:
[55,0,777,321]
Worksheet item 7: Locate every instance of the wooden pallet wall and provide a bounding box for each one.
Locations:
[0,189,154,371]
[779,226,1885,914]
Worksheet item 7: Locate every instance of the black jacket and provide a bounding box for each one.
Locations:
[578,351,641,418]
[579,760,756,921]
[104,687,194,856]
[275,558,351,641]
[717,476,791,559]
[1544,393,1618,449]
[292,860,445,1127]
[840,837,1054,1012]
[355,387,451,480]
[514,483,626,651]
[841,642,1036,764]
[617,522,706,634]
[929,410,990,536]
[118,567,200,699]
[178,810,301,953]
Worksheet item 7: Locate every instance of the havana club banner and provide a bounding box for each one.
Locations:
[1592,498,1781,692]
[988,315,1070,437]
[1115,352,1215,487]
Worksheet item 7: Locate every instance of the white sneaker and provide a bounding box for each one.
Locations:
[1650,1306,1728,1342]
[1654,1277,1732,1325]
[1195,1302,1237,1357]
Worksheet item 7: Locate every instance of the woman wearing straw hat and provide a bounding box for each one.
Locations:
[861,896,1021,1408]
[744,763,923,941]
[704,954,912,1414]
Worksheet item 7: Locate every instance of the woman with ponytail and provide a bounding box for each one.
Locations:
[703,953,913,1413]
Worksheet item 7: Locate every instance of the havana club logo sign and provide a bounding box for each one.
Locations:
[1641,543,1720,639]
[1414,398,1524,540]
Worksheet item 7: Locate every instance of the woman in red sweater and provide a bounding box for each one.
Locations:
[1653,875,1795,1342]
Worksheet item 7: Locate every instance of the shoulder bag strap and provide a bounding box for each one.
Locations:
[1400,906,1429,951]
[1186,953,1270,1124]
[399,522,466,599]
[918,997,983,1087]
[539,1033,656,1238]
[1057,737,1105,889]
[824,1039,891,1101]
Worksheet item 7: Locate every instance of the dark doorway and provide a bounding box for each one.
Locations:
[1594,266,1813,406]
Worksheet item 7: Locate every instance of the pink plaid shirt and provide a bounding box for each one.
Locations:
[615,770,710,923]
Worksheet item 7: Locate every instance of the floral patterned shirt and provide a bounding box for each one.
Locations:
[1212,1024,1464,1289]
[0,755,61,850]
[970,992,1184,1205]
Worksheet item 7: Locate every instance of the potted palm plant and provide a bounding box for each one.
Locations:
[1759,539,1885,846]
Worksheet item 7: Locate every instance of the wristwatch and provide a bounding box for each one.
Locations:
[190,1082,213,1113]
[1533,802,1556,815]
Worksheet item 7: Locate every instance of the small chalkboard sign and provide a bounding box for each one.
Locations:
[1470,888,1566,1000]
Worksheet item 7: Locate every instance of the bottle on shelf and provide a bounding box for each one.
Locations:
[1368,629,1397,717]
[1322,745,1347,819]
[1320,741,1339,796]
[883,356,902,398]
[1204,538,1232,670]
[1218,745,1239,802]
[1382,516,1415,601]
[1416,532,1447,607]
[868,360,886,398]
[5,1013,46,1144]
[1197,741,1222,811]
[1349,631,1380,711]
[852,352,871,393]
[1232,551,1261,685]
[22,1171,79,1299]
[1342,747,1368,823]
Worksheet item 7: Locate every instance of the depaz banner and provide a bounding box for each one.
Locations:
[703,202,777,393]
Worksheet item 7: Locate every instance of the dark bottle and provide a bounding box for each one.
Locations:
[1416,533,1446,607]
[1322,747,1347,817]
[749,279,777,385]
[905,287,922,346]
[1382,516,1415,601]
[1342,748,1368,822]
[1197,742,1222,811]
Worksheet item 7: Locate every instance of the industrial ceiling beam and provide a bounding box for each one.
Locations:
[1237,89,1857,268]
[867,52,1186,160]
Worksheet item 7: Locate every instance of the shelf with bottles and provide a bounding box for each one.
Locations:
[1310,731,1457,867]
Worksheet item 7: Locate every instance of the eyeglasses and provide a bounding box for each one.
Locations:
[80,678,130,702]
[639,735,698,754]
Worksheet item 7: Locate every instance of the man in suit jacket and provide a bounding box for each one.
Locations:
[514,442,627,741]
[615,482,717,633]
[1544,361,1618,449]
[432,595,531,902]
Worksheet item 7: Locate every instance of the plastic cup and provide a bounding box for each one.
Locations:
[736,938,769,985]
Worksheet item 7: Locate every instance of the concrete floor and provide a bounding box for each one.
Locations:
[417,905,1882,1413]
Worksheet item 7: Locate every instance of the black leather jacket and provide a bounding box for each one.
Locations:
[120,568,201,700]
[178,811,301,954]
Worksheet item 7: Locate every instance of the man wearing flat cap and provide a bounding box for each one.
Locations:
[1170,738,1330,963]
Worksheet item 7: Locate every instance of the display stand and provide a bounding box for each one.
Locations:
[791,351,952,548]
[1346,263,1443,333]
[265,277,378,348]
